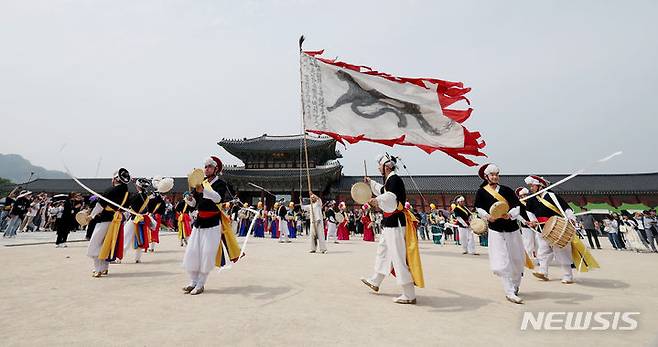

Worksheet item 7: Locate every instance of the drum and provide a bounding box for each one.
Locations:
[335,212,346,224]
[187,168,205,189]
[351,182,372,205]
[541,216,576,248]
[75,211,91,227]
[470,216,488,235]
[489,201,510,220]
[157,177,174,193]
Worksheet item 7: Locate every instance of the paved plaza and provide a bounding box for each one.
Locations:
[1,231,657,346]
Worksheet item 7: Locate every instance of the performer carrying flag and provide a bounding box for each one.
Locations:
[360,153,424,305]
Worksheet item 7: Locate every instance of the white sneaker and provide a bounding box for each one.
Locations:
[506,294,524,304]
[393,295,417,304]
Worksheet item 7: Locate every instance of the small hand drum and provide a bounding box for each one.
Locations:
[75,211,91,227]
[335,212,346,224]
[351,182,372,205]
[470,216,488,235]
[187,168,205,189]
[489,201,510,220]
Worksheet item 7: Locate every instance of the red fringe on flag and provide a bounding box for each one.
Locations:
[303,50,486,167]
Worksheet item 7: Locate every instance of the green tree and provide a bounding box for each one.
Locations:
[0,177,14,196]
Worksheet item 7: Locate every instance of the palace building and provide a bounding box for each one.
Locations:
[21,134,658,211]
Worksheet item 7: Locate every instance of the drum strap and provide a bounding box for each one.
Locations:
[537,193,562,216]
[483,184,508,205]
[152,202,161,214]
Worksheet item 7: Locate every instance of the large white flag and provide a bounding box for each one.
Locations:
[300,50,485,166]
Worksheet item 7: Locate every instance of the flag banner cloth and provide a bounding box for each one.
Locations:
[300,50,486,166]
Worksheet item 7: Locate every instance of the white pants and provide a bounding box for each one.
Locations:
[373,226,413,286]
[327,222,337,241]
[279,219,289,242]
[87,221,111,272]
[536,236,573,281]
[122,222,142,262]
[488,229,525,296]
[310,220,327,252]
[458,227,476,254]
[87,221,110,258]
[183,224,221,275]
[520,227,537,257]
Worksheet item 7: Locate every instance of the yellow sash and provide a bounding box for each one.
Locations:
[395,202,424,288]
[98,192,129,260]
[536,194,562,216]
[483,184,508,205]
[201,179,242,267]
[177,203,188,240]
[455,205,470,216]
[537,193,600,272]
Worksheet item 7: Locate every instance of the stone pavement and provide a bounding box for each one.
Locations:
[0,233,656,346]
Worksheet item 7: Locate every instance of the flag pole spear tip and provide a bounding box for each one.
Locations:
[298,35,305,52]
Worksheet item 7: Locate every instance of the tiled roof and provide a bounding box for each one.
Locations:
[16,172,658,196]
[219,134,340,156]
[332,173,658,195]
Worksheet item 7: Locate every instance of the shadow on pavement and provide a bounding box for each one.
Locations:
[521,291,593,305]
[575,278,630,289]
[207,285,293,300]
[108,271,177,278]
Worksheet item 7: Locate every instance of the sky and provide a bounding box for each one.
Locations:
[1,0,657,178]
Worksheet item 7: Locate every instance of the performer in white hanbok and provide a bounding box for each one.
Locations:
[515,187,538,264]
[325,201,338,243]
[360,153,424,305]
[453,195,478,255]
[121,178,153,263]
[474,163,526,304]
[86,168,131,278]
[303,193,327,254]
[182,156,240,295]
[524,175,575,284]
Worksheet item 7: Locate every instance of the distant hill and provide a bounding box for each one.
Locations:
[0,153,68,183]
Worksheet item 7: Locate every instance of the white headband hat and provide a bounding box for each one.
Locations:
[455,195,465,203]
[376,153,397,169]
[484,164,499,175]
[524,175,548,187]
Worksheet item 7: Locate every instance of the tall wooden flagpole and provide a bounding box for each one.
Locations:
[298,35,317,233]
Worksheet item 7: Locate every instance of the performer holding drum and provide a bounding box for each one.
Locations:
[473,163,526,304]
[523,175,577,284]
[181,156,241,295]
[360,153,424,305]
[453,195,478,255]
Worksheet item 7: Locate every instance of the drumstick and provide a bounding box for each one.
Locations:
[363,160,367,177]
